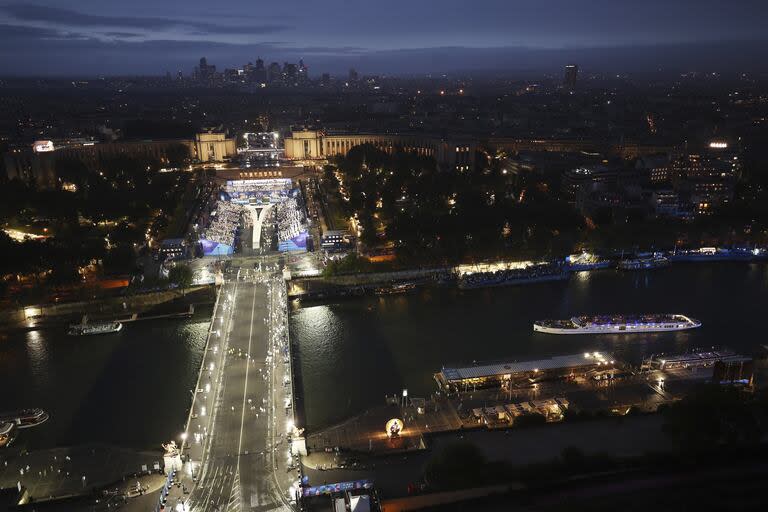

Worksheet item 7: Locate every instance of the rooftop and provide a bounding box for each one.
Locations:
[659,351,751,365]
[440,352,613,381]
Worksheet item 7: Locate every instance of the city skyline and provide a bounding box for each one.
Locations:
[1,0,768,75]
[2,2,768,511]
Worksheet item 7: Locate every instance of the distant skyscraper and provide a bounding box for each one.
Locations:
[283,62,298,84]
[198,57,215,81]
[348,68,358,82]
[298,59,309,84]
[564,64,578,89]
[254,58,267,84]
[268,62,281,83]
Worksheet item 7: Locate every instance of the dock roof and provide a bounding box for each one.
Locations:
[659,351,751,365]
[440,352,613,382]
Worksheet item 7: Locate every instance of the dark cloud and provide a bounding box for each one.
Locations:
[0,28,766,78]
[0,28,368,76]
[101,32,143,38]
[0,23,91,40]
[0,1,767,76]
[1,3,289,35]
[282,45,367,55]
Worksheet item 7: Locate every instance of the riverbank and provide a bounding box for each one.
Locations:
[289,252,768,300]
[300,414,673,500]
[0,285,216,331]
[0,444,164,503]
[291,262,768,433]
[288,267,454,300]
[303,362,719,458]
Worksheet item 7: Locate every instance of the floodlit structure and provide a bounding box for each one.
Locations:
[222,178,308,252]
[195,131,236,162]
[436,352,616,391]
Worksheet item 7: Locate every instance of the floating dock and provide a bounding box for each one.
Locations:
[435,352,617,391]
[77,304,195,326]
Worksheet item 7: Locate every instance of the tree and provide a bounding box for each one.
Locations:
[424,442,488,490]
[103,246,137,275]
[662,384,762,449]
[55,157,90,190]
[165,143,192,168]
[168,264,194,294]
[322,253,377,276]
[47,265,82,289]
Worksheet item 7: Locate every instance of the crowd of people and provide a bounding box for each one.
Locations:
[275,196,306,242]
[226,179,291,205]
[201,200,244,246]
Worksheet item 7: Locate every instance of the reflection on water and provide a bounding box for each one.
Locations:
[25,330,51,391]
[0,312,210,450]
[292,264,768,431]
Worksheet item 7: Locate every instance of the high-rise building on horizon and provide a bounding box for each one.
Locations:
[268,62,281,83]
[298,59,308,83]
[564,64,578,89]
[283,62,298,84]
[197,57,216,81]
[254,58,267,84]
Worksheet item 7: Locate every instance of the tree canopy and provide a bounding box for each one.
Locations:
[323,144,584,262]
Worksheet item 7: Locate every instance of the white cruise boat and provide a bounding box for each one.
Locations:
[533,314,700,335]
[67,321,123,336]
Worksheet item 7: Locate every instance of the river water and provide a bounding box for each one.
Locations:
[291,263,768,431]
[0,311,210,450]
[3,264,767,450]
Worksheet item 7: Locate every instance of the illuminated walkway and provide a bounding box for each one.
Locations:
[247,203,273,250]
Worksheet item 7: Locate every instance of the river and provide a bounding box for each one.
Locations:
[0,310,210,450]
[3,264,767,450]
[291,263,768,431]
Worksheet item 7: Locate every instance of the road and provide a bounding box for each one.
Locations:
[166,263,298,512]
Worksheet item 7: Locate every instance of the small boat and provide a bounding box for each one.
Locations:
[617,255,670,270]
[68,321,123,336]
[375,283,417,296]
[670,247,768,262]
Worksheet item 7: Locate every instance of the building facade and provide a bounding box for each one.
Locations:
[284,130,674,174]
[284,130,477,172]
[4,132,236,188]
[564,64,578,89]
[194,132,236,163]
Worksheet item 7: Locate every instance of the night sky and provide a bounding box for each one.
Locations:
[1,0,767,76]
